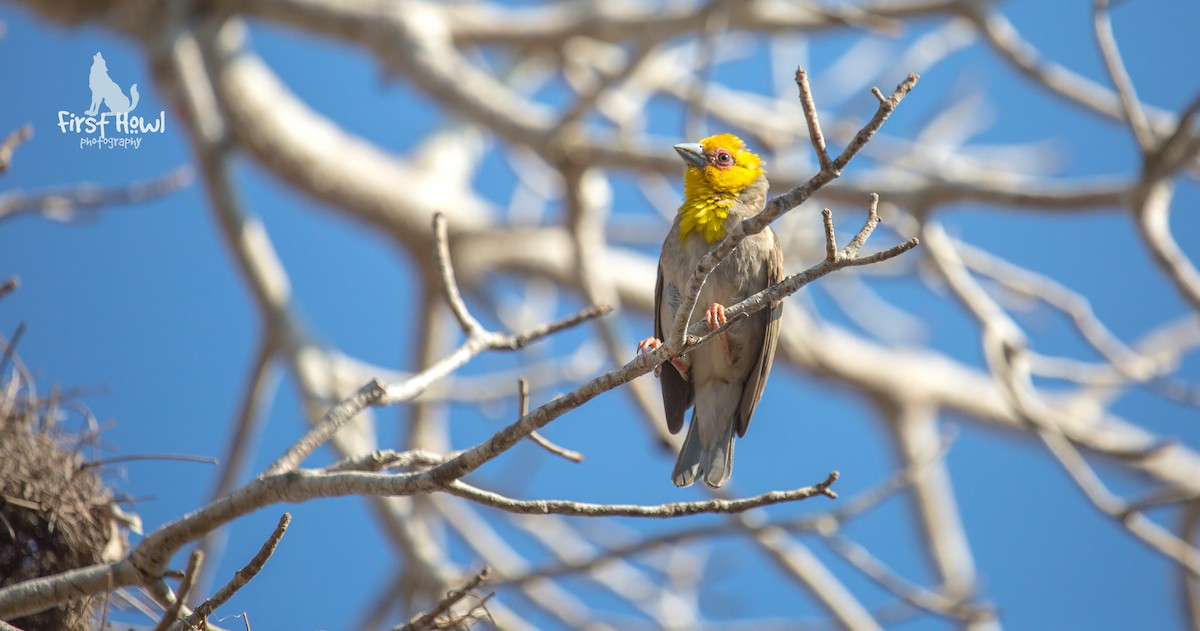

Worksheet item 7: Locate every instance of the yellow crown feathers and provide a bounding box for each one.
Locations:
[677,134,765,243]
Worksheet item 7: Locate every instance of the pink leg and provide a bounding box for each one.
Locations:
[637,336,690,380]
[706,303,734,364]
[670,355,691,380]
[637,337,661,354]
[638,337,664,378]
[705,303,728,330]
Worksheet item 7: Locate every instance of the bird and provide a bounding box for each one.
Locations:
[638,133,783,488]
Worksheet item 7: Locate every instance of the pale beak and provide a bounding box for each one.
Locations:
[673,142,707,168]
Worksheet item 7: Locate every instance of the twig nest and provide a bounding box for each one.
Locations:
[0,386,132,630]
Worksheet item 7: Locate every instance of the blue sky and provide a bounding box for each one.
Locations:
[2,1,1199,629]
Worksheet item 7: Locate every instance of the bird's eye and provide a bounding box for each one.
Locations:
[713,149,734,167]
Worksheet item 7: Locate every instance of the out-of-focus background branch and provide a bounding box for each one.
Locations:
[0,0,1197,629]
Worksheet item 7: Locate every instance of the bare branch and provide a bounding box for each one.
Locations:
[923,222,1200,578]
[520,378,584,463]
[0,168,192,223]
[1134,180,1200,314]
[969,6,1177,132]
[433,211,484,335]
[443,472,838,517]
[796,68,831,171]
[668,70,919,348]
[5,1,1192,628]
[1091,0,1154,151]
[179,513,291,630]
[822,208,838,262]
[265,379,386,475]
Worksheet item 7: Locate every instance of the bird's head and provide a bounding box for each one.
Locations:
[674,133,764,196]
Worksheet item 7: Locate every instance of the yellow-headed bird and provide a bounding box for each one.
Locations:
[639,133,783,488]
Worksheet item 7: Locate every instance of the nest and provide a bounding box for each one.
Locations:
[0,371,129,630]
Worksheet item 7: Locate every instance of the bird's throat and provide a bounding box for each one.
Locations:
[678,193,735,244]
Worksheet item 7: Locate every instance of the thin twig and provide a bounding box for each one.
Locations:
[151,549,203,631]
[443,472,838,517]
[796,68,831,171]
[498,304,613,350]
[494,434,955,587]
[181,513,291,629]
[83,453,219,469]
[519,378,584,463]
[433,212,484,335]
[845,193,881,255]
[194,336,281,602]
[0,322,26,384]
[1092,0,1154,151]
[822,209,838,262]
[265,379,386,475]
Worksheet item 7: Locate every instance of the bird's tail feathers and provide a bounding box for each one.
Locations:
[671,407,737,488]
[671,418,703,487]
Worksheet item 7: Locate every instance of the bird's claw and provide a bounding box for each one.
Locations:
[638,337,663,377]
[705,303,728,330]
[706,303,735,364]
[637,337,661,354]
[637,337,691,380]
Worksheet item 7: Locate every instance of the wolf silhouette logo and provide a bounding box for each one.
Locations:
[85,52,139,116]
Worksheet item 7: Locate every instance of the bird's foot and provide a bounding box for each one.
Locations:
[637,337,661,354]
[706,303,735,364]
[636,337,691,380]
[705,303,728,330]
[638,337,664,378]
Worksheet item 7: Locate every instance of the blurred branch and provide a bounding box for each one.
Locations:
[3,0,1196,627]
[1091,0,1154,151]
[883,400,990,623]
[1134,171,1200,315]
[150,549,202,631]
[396,566,492,631]
[0,276,18,301]
[822,534,995,624]
[967,5,1177,132]
[0,124,32,173]
[0,168,191,223]
[923,222,1200,579]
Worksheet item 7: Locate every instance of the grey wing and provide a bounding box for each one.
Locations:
[736,231,784,438]
[655,260,693,435]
